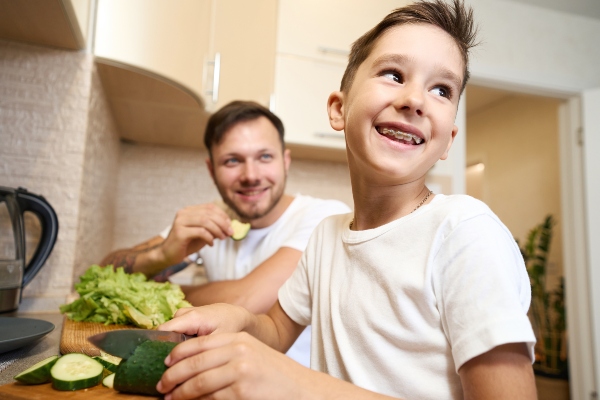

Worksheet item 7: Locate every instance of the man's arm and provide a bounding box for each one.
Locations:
[459,342,537,399]
[99,236,170,276]
[182,247,302,314]
[98,203,233,277]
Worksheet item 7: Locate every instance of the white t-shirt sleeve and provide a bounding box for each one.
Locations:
[433,213,536,371]
[278,199,350,252]
[278,249,313,327]
[159,225,171,239]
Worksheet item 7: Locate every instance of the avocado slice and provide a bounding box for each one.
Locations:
[231,219,251,240]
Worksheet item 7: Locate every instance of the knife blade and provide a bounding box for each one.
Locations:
[88,330,193,359]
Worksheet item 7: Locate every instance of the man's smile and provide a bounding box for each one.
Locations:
[376,127,424,145]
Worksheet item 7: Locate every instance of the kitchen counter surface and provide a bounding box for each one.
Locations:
[0,312,63,385]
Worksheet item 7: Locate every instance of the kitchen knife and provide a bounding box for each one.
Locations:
[88,330,193,359]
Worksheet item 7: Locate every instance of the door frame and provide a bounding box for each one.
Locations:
[467,75,597,399]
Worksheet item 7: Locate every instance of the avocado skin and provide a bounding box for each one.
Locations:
[114,340,177,395]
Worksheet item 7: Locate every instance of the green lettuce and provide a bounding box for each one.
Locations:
[60,265,192,328]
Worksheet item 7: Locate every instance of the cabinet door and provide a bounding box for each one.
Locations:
[276,0,411,62]
[209,0,277,111]
[94,0,211,98]
[273,55,346,149]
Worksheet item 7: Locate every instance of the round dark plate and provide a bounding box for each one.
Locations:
[0,317,55,354]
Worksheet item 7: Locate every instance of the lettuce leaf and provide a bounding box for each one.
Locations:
[60,265,192,327]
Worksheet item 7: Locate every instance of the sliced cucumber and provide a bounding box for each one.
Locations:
[102,373,115,389]
[51,353,104,391]
[93,355,120,373]
[231,219,251,240]
[14,355,60,384]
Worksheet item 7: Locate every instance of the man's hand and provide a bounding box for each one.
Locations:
[159,203,234,266]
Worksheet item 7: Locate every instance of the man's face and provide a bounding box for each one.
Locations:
[328,23,464,186]
[207,116,291,224]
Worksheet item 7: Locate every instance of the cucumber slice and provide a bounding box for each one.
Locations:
[102,373,115,389]
[93,355,120,372]
[51,353,104,391]
[14,355,60,384]
[231,219,250,240]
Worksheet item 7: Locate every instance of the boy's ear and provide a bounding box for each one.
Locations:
[327,91,345,131]
[439,125,459,161]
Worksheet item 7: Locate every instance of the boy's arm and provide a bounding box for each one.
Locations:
[158,303,403,400]
[182,247,303,314]
[459,343,537,399]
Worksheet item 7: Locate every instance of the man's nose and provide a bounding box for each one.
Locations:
[394,83,424,116]
[240,161,259,183]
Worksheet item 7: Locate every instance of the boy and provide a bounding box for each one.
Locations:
[157,1,537,399]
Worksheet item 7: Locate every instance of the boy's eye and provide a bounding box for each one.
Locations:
[382,70,402,83]
[430,86,451,99]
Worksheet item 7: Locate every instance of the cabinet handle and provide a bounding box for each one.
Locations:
[317,46,349,57]
[206,53,221,103]
[314,132,345,139]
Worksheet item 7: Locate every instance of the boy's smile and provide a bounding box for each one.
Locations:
[328,23,464,186]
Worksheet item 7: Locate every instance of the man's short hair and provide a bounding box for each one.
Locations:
[340,0,478,95]
[203,100,285,156]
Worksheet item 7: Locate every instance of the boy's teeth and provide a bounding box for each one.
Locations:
[379,127,423,144]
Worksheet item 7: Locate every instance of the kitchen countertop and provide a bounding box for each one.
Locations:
[0,311,63,385]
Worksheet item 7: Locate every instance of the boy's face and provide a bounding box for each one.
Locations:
[328,23,464,185]
[207,116,291,224]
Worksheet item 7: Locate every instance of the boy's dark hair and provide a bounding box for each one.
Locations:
[340,0,478,95]
[203,100,285,156]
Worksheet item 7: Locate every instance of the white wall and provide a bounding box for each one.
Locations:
[467,0,600,94]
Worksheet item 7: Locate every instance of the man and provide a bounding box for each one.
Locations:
[99,100,351,367]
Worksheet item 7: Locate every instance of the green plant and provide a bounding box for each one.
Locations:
[519,215,568,378]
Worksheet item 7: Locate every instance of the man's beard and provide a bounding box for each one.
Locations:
[217,176,286,221]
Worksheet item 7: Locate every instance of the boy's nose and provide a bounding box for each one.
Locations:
[394,84,424,116]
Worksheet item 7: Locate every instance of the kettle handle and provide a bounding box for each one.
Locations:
[16,189,59,287]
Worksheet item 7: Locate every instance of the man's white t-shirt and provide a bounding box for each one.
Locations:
[161,194,351,367]
[279,194,536,398]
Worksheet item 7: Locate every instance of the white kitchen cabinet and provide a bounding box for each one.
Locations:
[276,0,410,61]
[273,0,410,150]
[273,55,346,149]
[94,0,276,114]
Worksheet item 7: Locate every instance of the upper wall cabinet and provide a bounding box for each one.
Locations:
[272,0,410,151]
[0,0,89,50]
[94,0,277,117]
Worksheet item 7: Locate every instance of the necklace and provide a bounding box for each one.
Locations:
[349,189,433,229]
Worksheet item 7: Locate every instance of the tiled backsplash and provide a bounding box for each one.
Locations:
[0,39,352,312]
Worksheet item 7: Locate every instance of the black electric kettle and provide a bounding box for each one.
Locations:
[0,186,58,313]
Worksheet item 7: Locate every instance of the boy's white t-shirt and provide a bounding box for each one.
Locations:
[161,194,351,367]
[278,194,536,399]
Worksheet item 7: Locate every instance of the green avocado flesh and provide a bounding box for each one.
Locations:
[231,219,251,240]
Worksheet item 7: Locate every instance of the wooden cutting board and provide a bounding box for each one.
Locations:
[0,382,159,399]
[60,317,141,356]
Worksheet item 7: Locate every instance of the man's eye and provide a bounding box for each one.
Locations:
[224,158,239,166]
[430,86,451,98]
[382,71,402,83]
[260,154,273,162]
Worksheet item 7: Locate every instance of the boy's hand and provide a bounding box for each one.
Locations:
[158,303,251,337]
[157,332,309,400]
